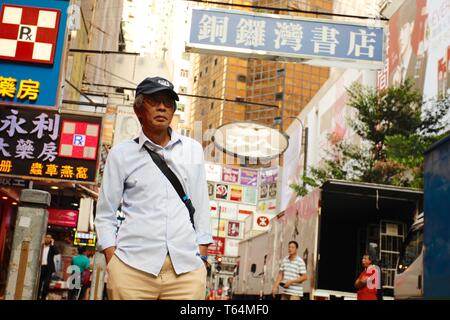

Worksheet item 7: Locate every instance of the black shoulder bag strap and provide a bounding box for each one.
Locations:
[134,138,195,230]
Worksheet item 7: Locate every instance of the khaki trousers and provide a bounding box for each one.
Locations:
[107,255,206,300]
[281,294,301,300]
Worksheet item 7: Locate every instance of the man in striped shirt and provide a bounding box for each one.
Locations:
[272,241,307,300]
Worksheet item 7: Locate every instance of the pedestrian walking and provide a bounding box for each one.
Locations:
[68,246,91,300]
[95,76,212,300]
[272,241,307,300]
[38,234,59,300]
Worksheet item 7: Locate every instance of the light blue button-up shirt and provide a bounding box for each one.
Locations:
[95,129,213,276]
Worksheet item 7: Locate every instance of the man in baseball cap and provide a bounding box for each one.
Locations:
[132,76,179,135]
[135,76,179,104]
[96,76,213,300]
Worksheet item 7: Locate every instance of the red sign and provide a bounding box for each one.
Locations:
[208,236,225,256]
[48,209,78,227]
[58,121,100,160]
[0,4,61,64]
[257,216,269,227]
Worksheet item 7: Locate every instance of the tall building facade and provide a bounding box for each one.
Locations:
[121,0,193,135]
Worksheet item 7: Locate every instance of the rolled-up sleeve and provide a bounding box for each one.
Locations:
[95,148,124,251]
[191,143,213,246]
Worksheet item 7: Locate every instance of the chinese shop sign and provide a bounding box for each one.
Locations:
[188,7,385,69]
[0,0,69,108]
[0,107,101,183]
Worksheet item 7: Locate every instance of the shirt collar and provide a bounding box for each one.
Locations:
[137,128,182,150]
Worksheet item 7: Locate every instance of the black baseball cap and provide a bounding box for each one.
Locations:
[135,76,180,101]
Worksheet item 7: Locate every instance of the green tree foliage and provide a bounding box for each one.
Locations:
[291,80,450,196]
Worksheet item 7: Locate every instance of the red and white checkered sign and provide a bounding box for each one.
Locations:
[0,4,61,64]
[58,121,100,160]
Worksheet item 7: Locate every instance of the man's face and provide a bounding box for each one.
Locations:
[288,243,298,255]
[136,91,175,131]
[44,235,52,245]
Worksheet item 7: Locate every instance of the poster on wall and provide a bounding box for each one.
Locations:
[222,167,239,183]
[254,214,271,231]
[230,185,243,202]
[240,169,258,187]
[261,168,278,184]
[219,202,238,220]
[205,163,222,182]
[242,187,257,204]
[208,236,226,255]
[224,239,240,257]
[215,184,229,200]
[258,199,277,214]
[227,221,242,239]
[238,204,255,221]
[208,182,215,198]
[210,200,218,218]
[269,183,277,199]
[211,219,227,238]
[259,184,268,199]
[378,0,450,100]
[112,106,140,146]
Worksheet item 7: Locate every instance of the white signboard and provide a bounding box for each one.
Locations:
[205,163,222,182]
[113,106,141,146]
[225,238,240,257]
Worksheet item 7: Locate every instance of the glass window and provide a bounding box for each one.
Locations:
[180,69,189,78]
[182,52,190,60]
[397,228,423,274]
[177,103,185,112]
[179,86,187,94]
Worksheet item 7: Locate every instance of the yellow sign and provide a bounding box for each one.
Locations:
[29,162,43,175]
[0,77,16,99]
[0,160,12,173]
[45,164,59,177]
[76,167,88,180]
[60,165,74,179]
[17,79,40,101]
[0,76,40,101]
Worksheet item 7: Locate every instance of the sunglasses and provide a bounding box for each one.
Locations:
[144,96,176,109]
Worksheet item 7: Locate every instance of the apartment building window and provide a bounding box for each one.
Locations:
[200,71,202,78]
[237,74,246,82]
[208,124,212,129]
[214,58,218,66]
[182,52,190,60]
[177,103,185,112]
[180,69,189,78]
[205,67,208,74]
[181,128,191,137]
[211,102,214,110]
[212,80,216,88]
[179,86,187,94]
[194,76,197,83]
